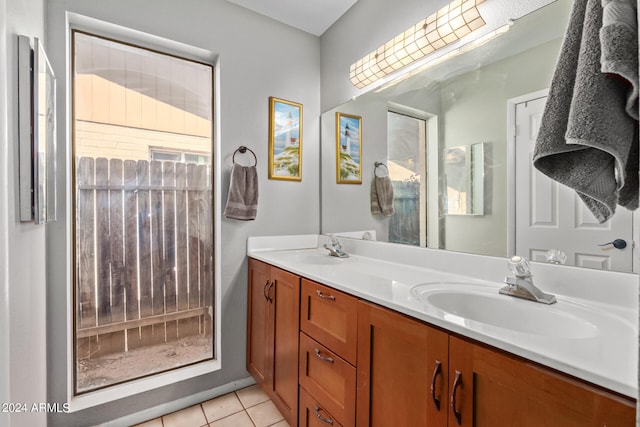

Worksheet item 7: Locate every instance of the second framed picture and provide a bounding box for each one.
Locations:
[335,112,362,184]
[268,97,303,181]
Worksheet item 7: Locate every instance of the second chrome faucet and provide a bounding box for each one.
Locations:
[499,256,556,304]
[323,235,349,258]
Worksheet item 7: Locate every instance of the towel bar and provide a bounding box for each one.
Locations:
[233,146,257,166]
[374,161,388,177]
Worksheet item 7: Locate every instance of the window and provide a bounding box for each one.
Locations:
[150,148,211,165]
[72,31,214,394]
[387,111,427,246]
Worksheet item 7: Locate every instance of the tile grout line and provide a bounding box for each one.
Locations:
[232,390,259,427]
[139,386,285,427]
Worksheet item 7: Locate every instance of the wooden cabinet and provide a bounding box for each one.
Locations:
[356,300,449,427]
[449,335,636,427]
[356,299,636,427]
[299,278,359,427]
[247,259,271,384]
[248,259,636,427]
[247,258,300,427]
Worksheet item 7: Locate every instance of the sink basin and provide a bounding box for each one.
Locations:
[295,254,345,265]
[278,250,347,266]
[411,282,600,339]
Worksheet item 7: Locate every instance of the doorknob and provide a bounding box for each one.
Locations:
[597,239,627,249]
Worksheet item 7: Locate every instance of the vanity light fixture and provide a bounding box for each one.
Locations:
[349,0,487,89]
[373,21,512,93]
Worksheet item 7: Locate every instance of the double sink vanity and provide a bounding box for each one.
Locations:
[246,234,637,426]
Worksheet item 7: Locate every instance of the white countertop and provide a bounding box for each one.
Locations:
[247,234,638,399]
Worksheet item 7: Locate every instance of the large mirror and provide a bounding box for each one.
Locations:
[321,0,639,273]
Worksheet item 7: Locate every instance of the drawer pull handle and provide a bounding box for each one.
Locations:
[451,370,463,425]
[316,290,336,300]
[314,348,334,363]
[430,360,442,411]
[314,405,334,425]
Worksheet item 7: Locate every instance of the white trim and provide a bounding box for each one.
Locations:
[387,101,432,120]
[66,12,216,64]
[68,359,222,412]
[0,0,10,424]
[633,209,639,275]
[65,11,222,411]
[505,88,548,257]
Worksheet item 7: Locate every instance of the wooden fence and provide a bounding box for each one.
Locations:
[75,157,213,358]
[389,180,420,246]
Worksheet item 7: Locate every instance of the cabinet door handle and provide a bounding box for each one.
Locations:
[316,290,336,300]
[430,360,442,411]
[314,348,334,363]
[263,280,270,301]
[314,405,334,425]
[451,370,463,425]
[266,282,274,303]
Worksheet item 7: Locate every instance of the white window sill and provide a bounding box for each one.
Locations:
[67,358,221,412]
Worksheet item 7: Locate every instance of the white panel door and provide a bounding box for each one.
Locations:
[515,96,634,272]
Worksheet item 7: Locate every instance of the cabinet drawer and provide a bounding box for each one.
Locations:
[300,279,358,364]
[299,386,344,427]
[299,332,356,427]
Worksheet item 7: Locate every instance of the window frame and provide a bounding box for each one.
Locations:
[149,147,212,165]
[66,14,221,412]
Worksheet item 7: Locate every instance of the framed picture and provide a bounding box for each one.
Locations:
[335,112,362,184]
[268,97,302,181]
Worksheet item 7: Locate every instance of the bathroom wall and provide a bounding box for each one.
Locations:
[1,0,48,426]
[45,0,320,425]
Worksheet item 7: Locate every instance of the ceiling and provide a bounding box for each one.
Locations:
[225,0,358,36]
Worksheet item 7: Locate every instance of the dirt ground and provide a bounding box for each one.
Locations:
[77,334,213,393]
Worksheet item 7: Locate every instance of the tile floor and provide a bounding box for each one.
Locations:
[132,384,289,427]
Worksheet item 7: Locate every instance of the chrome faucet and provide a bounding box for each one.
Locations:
[323,235,349,258]
[499,256,556,304]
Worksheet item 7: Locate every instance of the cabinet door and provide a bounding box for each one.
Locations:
[356,301,449,427]
[449,336,636,427]
[271,266,301,426]
[246,258,272,386]
[300,279,358,364]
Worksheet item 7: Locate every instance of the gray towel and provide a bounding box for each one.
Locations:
[370,176,394,216]
[533,0,638,223]
[224,164,258,220]
[600,0,639,120]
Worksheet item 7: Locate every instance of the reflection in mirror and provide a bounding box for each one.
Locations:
[387,111,426,246]
[445,143,484,216]
[321,0,638,273]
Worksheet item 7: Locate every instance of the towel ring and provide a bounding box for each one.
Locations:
[233,146,257,166]
[374,162,389,177]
